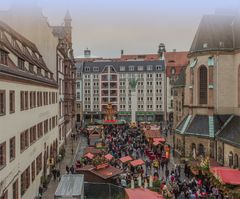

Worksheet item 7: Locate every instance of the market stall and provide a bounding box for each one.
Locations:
[125,188,164,199]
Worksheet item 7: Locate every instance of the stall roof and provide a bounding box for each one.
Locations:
[84,152,94,159]
[125,188,164,199]
[84,147,102,155]
[55,174,84,197]
[120,156,133,163]
[130,159,145,167]
[211,167,240,185]
[144,130,161,138]
[104,154,114,161]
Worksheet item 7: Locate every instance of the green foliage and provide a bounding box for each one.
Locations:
[129,78,138,89]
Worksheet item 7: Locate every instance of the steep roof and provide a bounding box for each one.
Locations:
[189,14,240,54]
[164,51,188,77]
[217,115,240,147]
[172,67,186,88]
[82,60,165,73]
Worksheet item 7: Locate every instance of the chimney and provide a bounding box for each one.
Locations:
[173,49,176,52]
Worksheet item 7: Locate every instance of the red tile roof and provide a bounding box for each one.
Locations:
[164,51,188,77]
[125,188,164,199]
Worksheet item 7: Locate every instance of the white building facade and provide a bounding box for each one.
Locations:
[0,22,58,199]
[82,60,166,124]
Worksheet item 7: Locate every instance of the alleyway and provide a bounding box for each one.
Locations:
[42,134,88,198]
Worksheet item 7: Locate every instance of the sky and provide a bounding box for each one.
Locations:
[1,0,240,58]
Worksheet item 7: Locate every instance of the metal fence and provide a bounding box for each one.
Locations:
[84,182,125,199]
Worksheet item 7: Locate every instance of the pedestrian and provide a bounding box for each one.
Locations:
[66,165,70,174]
[52,167,57,181]
[70,165,75,174]
[56,169,61,181]
[165,168,169,179]
[38,185,43,199]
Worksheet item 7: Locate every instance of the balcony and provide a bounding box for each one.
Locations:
[101,91,109,96]
[101,82,108,89]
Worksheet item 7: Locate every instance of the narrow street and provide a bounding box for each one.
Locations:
[42,134,88,198]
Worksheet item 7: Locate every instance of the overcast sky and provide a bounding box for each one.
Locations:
[1,0,240,57]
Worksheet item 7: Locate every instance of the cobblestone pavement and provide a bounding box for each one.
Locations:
[42,134,87,199]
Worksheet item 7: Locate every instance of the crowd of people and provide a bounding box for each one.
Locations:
[75,124,231,199]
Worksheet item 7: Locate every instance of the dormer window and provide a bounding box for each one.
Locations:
[156,65,162,70]
[37,67,41,76]
[120,66,125,71]
[138,66,143,71]
[85,67,90,72]
[147,65,153,71]
[203,43,208,48]
[0,50,8,65]
[29,63,34,73]
[18,58,25,70]
[129,65,134,71]
[93,67,99,72]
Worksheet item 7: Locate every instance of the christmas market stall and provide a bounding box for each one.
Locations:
[125,188,164,199]
[77,163,123,184]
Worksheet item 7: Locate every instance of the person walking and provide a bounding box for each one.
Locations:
[70,165,75,174]
[66,165,70,174]
[56,169,61,181]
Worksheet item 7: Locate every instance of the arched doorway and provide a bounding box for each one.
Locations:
[234,154,239,168]
[198,144,205,157]
[191,143,196,159]
[218,147,223,165]
[229,151,233,167]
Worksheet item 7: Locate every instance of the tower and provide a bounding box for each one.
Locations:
[158,43,166,60]
[64,10,72,44]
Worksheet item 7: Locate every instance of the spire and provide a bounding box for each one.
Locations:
[64,10,72,21]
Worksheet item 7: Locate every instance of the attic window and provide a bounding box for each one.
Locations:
[203,43,208,48]
[219,41,224,48]
[85,67,90,72]
[93,67,99,72]
[168,60,175,63]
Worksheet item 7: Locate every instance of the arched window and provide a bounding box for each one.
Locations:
[198,144,205,157]
[229,151,233,167]
[199,66,208,104]
[234,154,239,168]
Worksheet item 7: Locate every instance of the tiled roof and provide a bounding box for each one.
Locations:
[82,60,165,73]
[172,67,186,87]
[189,14,240,54]
[164,51,188,77]
[0,20,51,73]
[176,114,231,138]
[216,115,240,147]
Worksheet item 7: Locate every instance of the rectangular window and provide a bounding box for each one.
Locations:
[10,137,15,161]
[0,90,6,115]
[0,141,6,168]
[31,161,35,182]
[9,90,15,113]
[12,179,18,199]
[0,50,8,65]
[24,130,29,149]
[18,58,25,70]
[36,153,42,174]
[20,132,25,152]
[37,122,43,138]
[29,63,34,73]
[20,91,24,111]
[24,91,28,110]
[44,120,48,134]
[30,126,36,144]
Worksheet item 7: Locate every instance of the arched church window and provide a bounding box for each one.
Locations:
[199,65,208,104]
